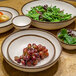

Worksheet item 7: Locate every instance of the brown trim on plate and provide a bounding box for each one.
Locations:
[57,29,76,46]
[21,0,76,24]
[12,15,32,27]
[1,28,62,70]
[0,10,12,23]
[0,6,19,28]
[5,56,58,72]
[7,34,56,69]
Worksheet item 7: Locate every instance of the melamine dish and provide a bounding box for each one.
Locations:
[0,7,19,33]
[1,28,62,72]
[57,29,76,50]
[0,10,12,23]
[22,0,76,30]
[7,34,55,68]
[12,15,32,30]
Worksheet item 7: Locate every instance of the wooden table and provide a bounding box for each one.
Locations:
[0,0,76,76]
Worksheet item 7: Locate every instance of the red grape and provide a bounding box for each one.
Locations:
[23,48,27,55]
[20,55,24,59]
[33,60,38,65]
[43,49,48,53]
[26,55,30,61]
[21,60,26,65]
[45,52,49,57]
[39,51,43,56]
[34,53,39,58]
[32,56,36,60]
[42,46,46,50]
[34,49,38,53]
[27,61,32,66]
[14,43,49,66]
[28,44,31,49]
[38,44,43,51]
[32,43,38,49]
[14,56,21,63]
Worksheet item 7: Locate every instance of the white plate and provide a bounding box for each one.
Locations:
[0,7,19,33]
[7,34,55,68]
[1,28,62,72]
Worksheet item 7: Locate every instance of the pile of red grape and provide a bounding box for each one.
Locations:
[14,43,49,66]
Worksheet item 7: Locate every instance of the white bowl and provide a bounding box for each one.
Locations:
[7,34,55,68]
[12,15,31,30]
[0,7,19,33]
[22,0,76,30]
[1,28,62,72]
[57,29,76,50]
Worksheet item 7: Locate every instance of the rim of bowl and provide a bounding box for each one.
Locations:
[57,29,76,46]
[0,6,19,28]
[1,28,62,69]
[21,0,76,24]
[12,15,32,27]
[7,34,56,69]
[0,10,12,23]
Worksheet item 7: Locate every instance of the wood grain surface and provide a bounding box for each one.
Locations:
[0,0,76,76]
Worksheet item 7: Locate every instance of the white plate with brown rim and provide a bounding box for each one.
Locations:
[0,6,19,33]
[1,28,62,72]
[0,10,12,23]
[7,34,55,68]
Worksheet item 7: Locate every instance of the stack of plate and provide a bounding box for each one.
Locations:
[1,28,62,72]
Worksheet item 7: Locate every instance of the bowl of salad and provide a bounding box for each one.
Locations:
[57,28,76,50]
[22,0,76,30]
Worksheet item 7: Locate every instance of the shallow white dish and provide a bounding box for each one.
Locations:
[12,15,31,30]
[22,0,76,30]
[0,10,12,23]
[0,7,19,33]
[7,34,55,68]
[1,28,62,72]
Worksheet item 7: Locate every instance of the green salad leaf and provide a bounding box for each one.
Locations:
[58,29,76,45]
[26,5,72,22]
